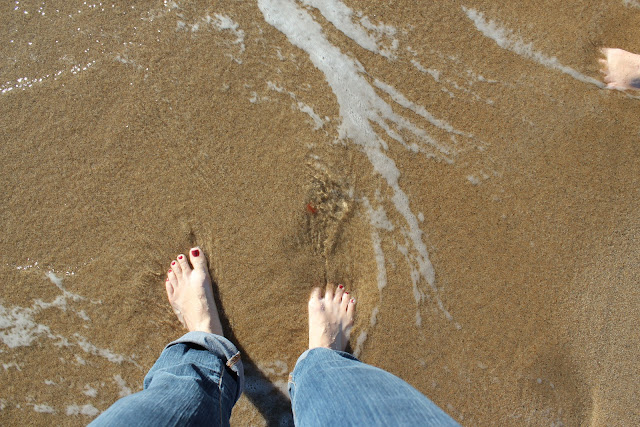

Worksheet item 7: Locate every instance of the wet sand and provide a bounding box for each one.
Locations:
[1,0,639,425]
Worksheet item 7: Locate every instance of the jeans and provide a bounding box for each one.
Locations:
[90,333,459,426]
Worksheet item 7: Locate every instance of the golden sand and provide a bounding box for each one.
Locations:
[1,1,639,425]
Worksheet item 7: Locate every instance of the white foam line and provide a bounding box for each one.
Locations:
[374,79,471,137]
[411,59,441,81]
[36,272,89,321]
[363,198,393,293]
[259,0,455,324]
[74,334,137,365]
[301,0,398,59]
[353,198,393,357]
[623,0,640,8]
[267,81,325,129]
[0,304,62,348]
[203,13,245,54]
[353,199,388,357]
[176,12,246,63]
[462,7,605,88]
[0,276,137,365]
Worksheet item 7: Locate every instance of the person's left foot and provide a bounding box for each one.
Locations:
[599,48,640,90]
[308,284,355,351]
[166,248,224,336]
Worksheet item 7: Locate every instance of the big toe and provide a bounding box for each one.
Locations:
[189,247,207,271]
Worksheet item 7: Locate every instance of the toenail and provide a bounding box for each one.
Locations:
[171,261,176,266]
[168,269,172,273]
[350,298,355,303]
[178,255,184,260]
[345,292,349,295]
[191,249,200,257]
[338,285,344,289]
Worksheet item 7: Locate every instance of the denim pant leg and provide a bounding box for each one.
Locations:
[90,332,244,427]
[288,348,460,426]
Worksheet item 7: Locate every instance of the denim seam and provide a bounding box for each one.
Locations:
[288,373,296,421]
[218,367,224,427]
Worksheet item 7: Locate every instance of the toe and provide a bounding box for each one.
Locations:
[168,268,178,286]
[165,272,175,298]
[325,283,334,301]
[346,298,356,322]
[189,247,206,270]
[334,284,345,302]
[177,253,191,274]
[341,291,350,311]
[309,287,322,302]
[171,259,182,276]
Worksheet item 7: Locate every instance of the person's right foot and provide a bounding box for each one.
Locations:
[308,284,356,351]
[600,48,640,90]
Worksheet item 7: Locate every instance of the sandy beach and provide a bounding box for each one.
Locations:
[1,0,639,425]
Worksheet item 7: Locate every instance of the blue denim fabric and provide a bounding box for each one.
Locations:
[89,332,243,427]
[288,348,460,426]
[91,336,458,426]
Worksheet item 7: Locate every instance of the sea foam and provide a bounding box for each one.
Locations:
[462,7,604,88]
[259,0,457,329]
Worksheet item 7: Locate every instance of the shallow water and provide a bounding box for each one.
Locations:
[1,0,639,425]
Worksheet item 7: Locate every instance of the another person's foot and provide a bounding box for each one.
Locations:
[166,248,224,336]
[599,48,640,90]
[308,284,356,351]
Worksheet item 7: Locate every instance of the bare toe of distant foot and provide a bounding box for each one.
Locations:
[308,284,356,351]
[600,48,640,90]
[165,247,224,336]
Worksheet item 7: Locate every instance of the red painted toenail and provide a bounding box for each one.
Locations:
[171,261,176,266]
[338,285,344,289]
[178,255,183,260]
[350,298,355,303]
[345,292,349,295]
[191,249,200,257]
[168,269,172,273]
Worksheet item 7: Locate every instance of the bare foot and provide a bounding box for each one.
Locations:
[599,48,640,90]
[308,284,356,351]
[166,247,224,336]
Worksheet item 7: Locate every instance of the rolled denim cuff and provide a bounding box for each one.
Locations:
[295,347,359,366]
[167,331,244,402]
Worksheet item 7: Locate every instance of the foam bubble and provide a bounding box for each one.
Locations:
[82,385,98,397]
[33,404,55,414]
[113,375,132,397]
[353,330,368,358]
[66,404,100,416]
